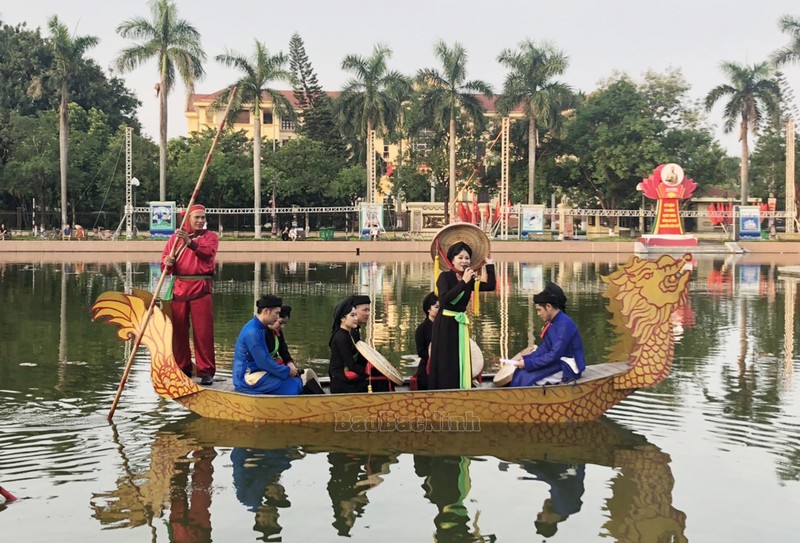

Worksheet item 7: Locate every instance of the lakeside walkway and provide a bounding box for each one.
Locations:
[2,239,800,264]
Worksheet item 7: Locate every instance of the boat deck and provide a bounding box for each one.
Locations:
[191,361,631,395]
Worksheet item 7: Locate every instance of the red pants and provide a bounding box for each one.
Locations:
[172,294,216,377]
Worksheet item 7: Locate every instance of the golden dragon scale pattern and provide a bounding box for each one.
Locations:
[91,254,691,424]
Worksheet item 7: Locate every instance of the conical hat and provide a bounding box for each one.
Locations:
[470,339,484,378]
[493,363,516,387]
[430,223,491,272]
[355,341,404,385]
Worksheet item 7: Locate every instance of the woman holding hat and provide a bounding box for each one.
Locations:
[429,241,495,390]
[232,294,303,395]
[161,204,219,385]
[508,282,586,387]
[329,297,369,394]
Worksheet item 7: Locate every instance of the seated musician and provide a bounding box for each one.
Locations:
[266,304,324,394]
[329,297,368,394]
[233,294,303,395]
[508,282,586,387]
[266,305,294,366]
[414,292,439,390]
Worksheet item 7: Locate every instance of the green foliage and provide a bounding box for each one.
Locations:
[705,60,782,203]
[214,41,293,123]
[289,33,346,158]
[115,0,206,97]
[335,43,412,164]
[565,79,666,209]
[497,39,573,203]
[265,138,347,206]
[0,108,158,224]
[116,0,205,198]
[169,129,252,208]
[748,126,800,202]
[330,165,367,206]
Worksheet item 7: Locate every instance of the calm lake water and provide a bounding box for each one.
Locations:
[1,253,799,542]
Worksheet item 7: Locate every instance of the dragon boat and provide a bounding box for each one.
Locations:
[91,253,692,424]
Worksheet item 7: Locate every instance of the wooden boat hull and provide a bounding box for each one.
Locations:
[174,370,632,425]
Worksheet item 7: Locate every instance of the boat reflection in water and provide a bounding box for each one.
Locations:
[91,417,687,542]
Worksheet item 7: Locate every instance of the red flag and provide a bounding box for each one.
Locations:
[386,162,395,177]
[457,202,469,222]
[472,198,480,225]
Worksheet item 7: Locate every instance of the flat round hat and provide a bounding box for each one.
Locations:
[355,341,404,385]
[430,223,491,272]
[493,363,516,387]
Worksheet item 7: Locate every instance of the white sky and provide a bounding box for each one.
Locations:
[3,0,800,156]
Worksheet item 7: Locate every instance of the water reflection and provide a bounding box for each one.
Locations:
[91,417,687,542]
[232,446,302,541]
[327,451,397,536]
[2,256,800,541]
[515,460,584,537]
[414,456,491,542]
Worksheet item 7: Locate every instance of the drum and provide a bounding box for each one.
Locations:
[355,341,404,385]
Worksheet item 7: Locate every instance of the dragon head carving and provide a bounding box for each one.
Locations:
[602,254,692,389]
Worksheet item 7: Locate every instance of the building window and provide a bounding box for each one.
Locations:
[383,145,390,159]
[204,108,214,123]
[263,110,273,124]
[234,110,250,124]
[280,119,295,131]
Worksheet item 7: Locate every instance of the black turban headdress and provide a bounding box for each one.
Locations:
[533,282,567,312]
[256,294,283,312]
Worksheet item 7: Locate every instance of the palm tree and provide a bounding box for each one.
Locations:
[497,40,571,204]
[418,41,492,214]
[215,41,293,239]
[115,0,205,201]
[336,44,411,201]
[48,16,99,232]
[705,61,781,204]
[771,15,800,67]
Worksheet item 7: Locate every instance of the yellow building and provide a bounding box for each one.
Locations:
[185,90,523,167]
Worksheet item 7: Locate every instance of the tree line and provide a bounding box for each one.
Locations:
[1,1,800,231]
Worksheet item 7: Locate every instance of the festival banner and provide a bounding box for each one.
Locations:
[359,203,384,238]
[149,201,176,238]
[519,204,545,238]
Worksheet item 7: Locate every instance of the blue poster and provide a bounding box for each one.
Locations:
[737,205,761,240]
[149,201,176,238]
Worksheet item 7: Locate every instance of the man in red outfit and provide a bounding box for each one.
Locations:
[161,204,219,385]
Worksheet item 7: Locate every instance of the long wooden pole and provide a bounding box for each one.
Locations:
[107,87,238,422]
